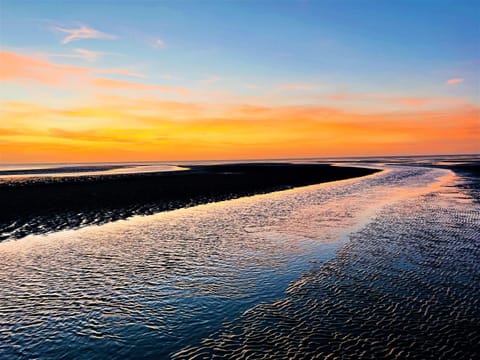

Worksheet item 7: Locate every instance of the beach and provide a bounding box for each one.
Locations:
[1,158,479,359]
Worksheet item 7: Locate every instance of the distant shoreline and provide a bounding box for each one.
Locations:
[0,163,379,241]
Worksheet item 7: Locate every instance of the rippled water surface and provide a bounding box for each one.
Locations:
[1,165,479,359]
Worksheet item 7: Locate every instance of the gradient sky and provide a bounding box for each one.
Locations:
[1,0,479,162]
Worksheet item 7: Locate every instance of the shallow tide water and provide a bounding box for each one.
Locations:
[0,164,479,359]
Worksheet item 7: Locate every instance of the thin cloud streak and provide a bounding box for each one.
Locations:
[0,51,190,96]
[52,24,116,44]
[150,38,166,49]
[278,84,311,90]
[325,93,467,108]
[94,68,145,78]
[47,48,102,63]
[201,76,222,84]
[447,78,464,85]
[93,78,191,96]
[72,48,100,62]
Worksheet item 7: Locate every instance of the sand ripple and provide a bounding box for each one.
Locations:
[173,174,480,359]
[1,166,478,358]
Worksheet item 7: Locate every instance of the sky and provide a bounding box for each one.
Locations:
[0,0,479,163]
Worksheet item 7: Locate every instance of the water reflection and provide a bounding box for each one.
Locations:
[176,168,479,359]
[0,165,463,358]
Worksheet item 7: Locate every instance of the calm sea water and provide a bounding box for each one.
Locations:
[0,159,479,358]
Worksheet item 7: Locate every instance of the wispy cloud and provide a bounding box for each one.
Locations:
[0,51,144,82]
[48,48,102,62]
[0,51,192,96]
[48,128,137,144]
[201,76,222,84]
[446,78,464,85]
[52,24,116,44]
[326,93,466,108]
[94,68,145,78]
[93,78,190,96]
[160,74,180,80]
[72,48,100,62]
[278,84,311,91]
[150,38,166,49]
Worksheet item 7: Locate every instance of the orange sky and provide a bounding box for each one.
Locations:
[1,50,479,163]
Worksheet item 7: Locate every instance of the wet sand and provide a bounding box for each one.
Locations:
[174,169,480,359]
[0,161,478,359]
[0,163,378,241]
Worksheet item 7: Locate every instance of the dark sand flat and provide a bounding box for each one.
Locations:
[0,163,379,241]
[0,165,128,176]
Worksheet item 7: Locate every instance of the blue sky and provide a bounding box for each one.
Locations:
[2,0,478,103]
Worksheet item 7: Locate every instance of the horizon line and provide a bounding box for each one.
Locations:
[0,152,478,166]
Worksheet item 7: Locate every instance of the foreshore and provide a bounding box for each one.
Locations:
[0,163,379,241]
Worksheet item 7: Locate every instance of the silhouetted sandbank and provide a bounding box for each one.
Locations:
[0,165,128,176]
[0,163,379,241]
[443,163,480,177]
